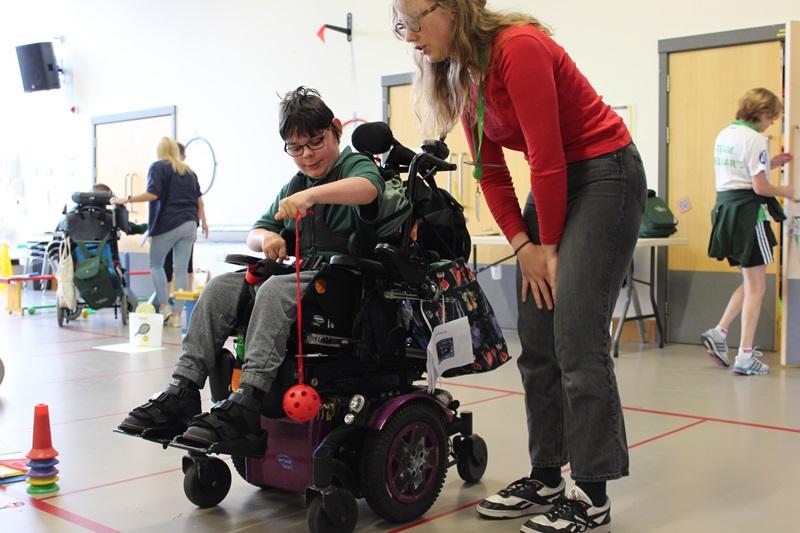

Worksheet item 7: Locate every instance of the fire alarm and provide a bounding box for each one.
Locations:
[70,105,78,113]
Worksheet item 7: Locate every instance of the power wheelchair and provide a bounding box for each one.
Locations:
[123,131,496,533]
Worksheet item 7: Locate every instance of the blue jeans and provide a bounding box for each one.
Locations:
[149,220,196,313]
[517,143,646,482]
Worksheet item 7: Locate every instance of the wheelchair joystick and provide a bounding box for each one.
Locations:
[283,212,322,422]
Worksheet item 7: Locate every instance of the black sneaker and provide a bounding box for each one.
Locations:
[477,477,565,518]
[117,380,201,439]
[520,486,611,533]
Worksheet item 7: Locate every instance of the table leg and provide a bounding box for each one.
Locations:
[7,281,23,314]
[612,261,634,357]
[649,247,665,348]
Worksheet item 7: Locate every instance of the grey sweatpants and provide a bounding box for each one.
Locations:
[173,269,315,393]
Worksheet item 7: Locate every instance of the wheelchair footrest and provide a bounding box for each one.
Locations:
[168,432,267,458]
[112,427,175,449]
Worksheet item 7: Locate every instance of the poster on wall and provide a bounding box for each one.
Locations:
[612,105,634,140]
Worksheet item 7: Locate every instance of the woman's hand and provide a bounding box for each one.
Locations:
[275,190,315,221]
[261,233,288,262]
[200,219,209,238]
[517,242,558,310]
[110,196,127,206]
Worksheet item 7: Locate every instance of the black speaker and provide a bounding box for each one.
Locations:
[16,42,61,92]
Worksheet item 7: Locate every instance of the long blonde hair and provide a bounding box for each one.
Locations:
[156,137,189,175]
[394,0,551,137]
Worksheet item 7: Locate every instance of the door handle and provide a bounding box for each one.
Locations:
[457,153,464,203]
[447,154,454,194]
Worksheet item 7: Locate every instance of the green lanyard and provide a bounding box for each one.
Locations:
[471,47,487,181]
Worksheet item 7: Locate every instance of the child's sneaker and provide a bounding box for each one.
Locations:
[732,350,768,375]
[164,312,182,328]
[477,476,565,518]
[520,486,610,533]
[700,328,729,366]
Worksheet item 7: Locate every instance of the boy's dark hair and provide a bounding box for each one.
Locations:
[92,182,113,194]
[279,86,341,143]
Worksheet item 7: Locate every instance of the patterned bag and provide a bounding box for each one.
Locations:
[406,259,510,377]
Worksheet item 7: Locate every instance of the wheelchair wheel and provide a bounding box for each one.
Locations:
[307,488,358,533]
[183,457,231,508]
[454,434,488,483]
[57,306,65,327]
[0,357,5,386]
[359,403,447,522]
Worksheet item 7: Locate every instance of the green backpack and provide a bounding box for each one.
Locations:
[639,190,678,238]
[73,235,119,309]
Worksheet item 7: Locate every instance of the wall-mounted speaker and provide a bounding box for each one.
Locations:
[16,42,61,92]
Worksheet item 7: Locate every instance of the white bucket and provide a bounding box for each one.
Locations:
[129,313,164,347]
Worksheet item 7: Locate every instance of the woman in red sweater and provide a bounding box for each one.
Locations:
[393,2,646,532]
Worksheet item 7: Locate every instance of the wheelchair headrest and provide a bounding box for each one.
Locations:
[72,191,112,207]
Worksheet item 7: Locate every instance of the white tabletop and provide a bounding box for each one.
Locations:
[471,235,688,248]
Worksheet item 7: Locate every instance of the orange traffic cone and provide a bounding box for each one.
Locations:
[27,404,59,461]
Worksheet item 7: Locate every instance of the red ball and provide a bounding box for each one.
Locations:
[282,383,321,422]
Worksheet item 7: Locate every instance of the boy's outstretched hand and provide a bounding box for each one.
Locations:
[276,190,315,221]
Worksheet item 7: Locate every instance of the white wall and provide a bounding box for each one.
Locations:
[2,0,800,243]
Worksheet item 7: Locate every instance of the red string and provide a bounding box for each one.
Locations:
[295,212,304,384]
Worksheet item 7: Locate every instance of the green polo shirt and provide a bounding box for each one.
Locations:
[252,147,384,257]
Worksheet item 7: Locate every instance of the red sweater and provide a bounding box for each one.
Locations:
[462,25,631,245]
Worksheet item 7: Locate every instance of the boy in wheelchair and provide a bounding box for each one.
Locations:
[117,87,402,453]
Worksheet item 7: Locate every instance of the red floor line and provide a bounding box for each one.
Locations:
[438,379,523,396]
[1,347,97,360]
[459,392,516,407]
[628,419,708,449]
[0,485,119,533]
[389,416,707,532]
[65,328,183,347]
[1,365,174,393]
[441,381,800,434]
[9,336,108,348]
[40,467,183,500]
[695,416,800,434]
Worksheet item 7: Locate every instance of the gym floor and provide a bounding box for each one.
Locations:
[0,303,798,532]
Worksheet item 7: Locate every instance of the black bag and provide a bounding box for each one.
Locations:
[414,178,471,261]
[73,236,119,309]
[639,190,678,238]
[406,259,510,376]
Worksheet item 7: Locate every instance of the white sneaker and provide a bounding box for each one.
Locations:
[732,350,768,375]
[477,477,565,518]
[520,486,611,533]
[700,328,729,367]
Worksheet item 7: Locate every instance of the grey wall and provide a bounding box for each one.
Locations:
[668,270,776,350]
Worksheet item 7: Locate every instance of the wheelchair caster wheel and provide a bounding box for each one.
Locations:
[307,488,358,533]
[182,456,231,508]
[454,434,488,483]
[57,307,65,327]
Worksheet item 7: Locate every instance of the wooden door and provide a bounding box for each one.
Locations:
[667,41,783,348]
[95,115,173,252]
[387,84,530,265]
[781,22,800,365]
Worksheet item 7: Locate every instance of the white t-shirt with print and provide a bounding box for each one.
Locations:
[714,122,769,191]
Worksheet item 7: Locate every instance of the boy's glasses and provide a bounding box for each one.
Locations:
[284,132,326,157]
[393,2,440,38]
